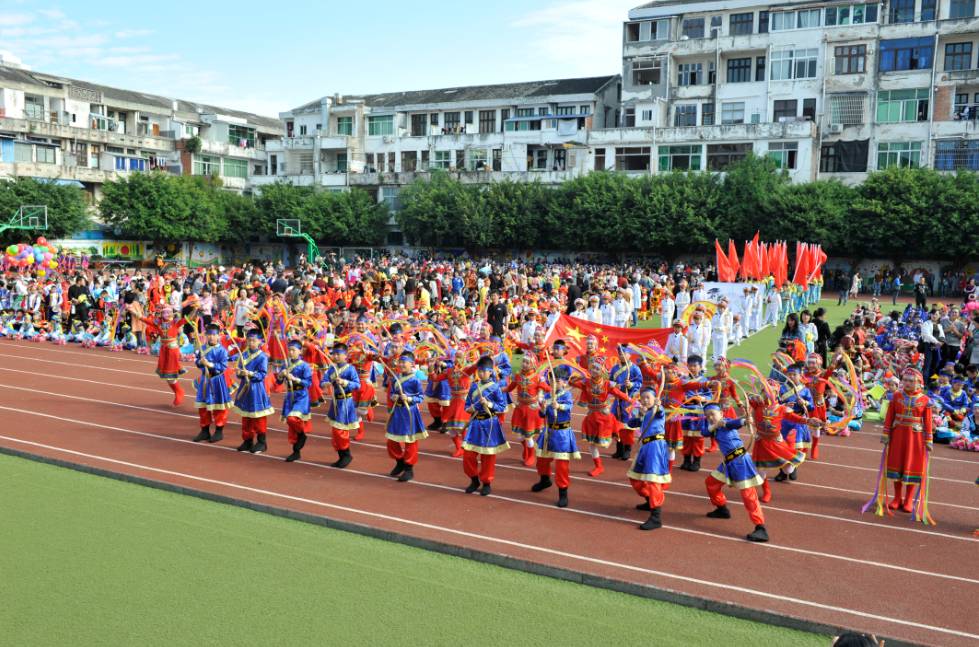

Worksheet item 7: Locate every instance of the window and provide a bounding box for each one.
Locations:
[935,139,979,170]
[803,98,817,120]
[677,62,702,86]
[193,155,219,175]
[640,109,654,122]
[955,92,970,116]
[367,115,394,136]
[820,139,869,172]
[381,187,402,212]
[829,93,867,124]
[945,43,973,71]
[797,8,821,27]
[624,107,636,127]
[876,89,930,122]
[35,146,56,164]
[464,111,474,125]
[492,148,502,171]
[614,147,650,171]
[879,38,933,71]
[479,110,495,134]
[444,112,461,132]
[228,124,255,148]
[674,104,697,127]
[730,12,753,34]
[24,95,44,120]
[826,3,878,24]
[707,61,716,84]
[756,56,766,81]
[299,125,307,136]
[889,0,914,22]
[14,142,32,162]
[759,10,769,32]
[771,11,795,30]
[682,18,704,38]
[433,150,451,169]
[702,103,715,125]
[921,0,936,20]
[468,149,488,171]
[401,151,417,172]
[631,58,662,85]
[877,141,921,168]
[767,142,798,169]
[531,149,548,170]
[500,109,510,132]
[707,143,751,170]
[658,145,701,171]
[835,45,867,74]
[336,152,348,172]
[721,102,745,124]
[950,0,975,17]
[727,57,752,82]
[771,48,818,80]
[626,22,641,41]
[555,106,576,116]
[411,114,428,136]
[580,105,590,114]
[456,150,465,169]
[223,158,248,178]
[773,99,798,120]
[594,148,606,171]
[336,116,353,136]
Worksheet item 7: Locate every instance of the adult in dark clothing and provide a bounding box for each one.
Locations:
[486,291,508,337]
[914,278,928,309]
[68,276,90,325]
[565,281,582,315]
[813,307,832,365]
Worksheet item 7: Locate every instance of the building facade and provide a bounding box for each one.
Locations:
[0,60,282,202]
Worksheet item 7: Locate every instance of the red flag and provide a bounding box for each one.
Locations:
[774,241,787,287]
[759,242,769,278]
[715,239,732,282]
[739,240,753,281]
[807,244,828,281]
[542,314,670,363]
[727,239,740,279]
[749,231,761,279]
[792,242,810,286]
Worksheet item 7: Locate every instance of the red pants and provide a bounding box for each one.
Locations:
[241,417,268,441]
[536,458,569,488]
[705,475,765,526]
[463,451,497,484]
[630,478,665,508]
[387,439,419,466]
[198,408,229,427]
[618,426,634,446]
[682,435,704,457]
[286,416,311,444]
[332,426,350,451]
[427,402,443,420]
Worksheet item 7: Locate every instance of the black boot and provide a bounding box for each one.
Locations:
[285,445,301,462]
[295,432,307,450]
[690,456,701,472]
[209,426,224,443]
[611,439,623,459]
[479,483,492,496]
[680,454,693,471]
[426,418,442,432]
[707,505,732,519]
[236,438,253,452]
[620,445,632,461]
[250,434,267,454]
[639,507,662,530]
[531,475,553,492]
[464,476,480,493]
[332,448,353,469]
[390,459,406,477]
[193,426,211,442]
[788,469,798,481]
[397,465,414,482]
[556,488,568,508]
[774,470,788,482]
[636,498,651,511]
[746,524,769,542]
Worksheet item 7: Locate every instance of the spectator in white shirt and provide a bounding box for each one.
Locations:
[710,299,733,361]
[520,312,540,344]
[570,298,588,321]
[687,309,711,359]
[612,289,630,328]
[585,295,603,324]
[665,321,689,363]
[600,292,615,327]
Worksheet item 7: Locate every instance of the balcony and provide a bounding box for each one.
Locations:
[198,138,266,160]
[277,136,316,150]
[942,68,979,82]
[0,160,118,184]
[0,116,174,150]
[588,121,816,146]
[348,169,580,186]
[317,134,352,149]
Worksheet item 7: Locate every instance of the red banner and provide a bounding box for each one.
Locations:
[543,314,670,362]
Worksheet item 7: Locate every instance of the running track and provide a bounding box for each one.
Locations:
[0,339,976,646]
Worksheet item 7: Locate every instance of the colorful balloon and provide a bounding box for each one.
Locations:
[37,269,46,278]
[36,236,47,245]
[48,260,58,269]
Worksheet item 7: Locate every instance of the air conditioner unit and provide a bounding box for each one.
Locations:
[828,124,843,134]
[382,136,394,144]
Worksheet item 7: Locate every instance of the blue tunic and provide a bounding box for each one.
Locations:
[322,362,361,430]
[610,362,642,421]
[425,374,451,406]
[536,389,580,460]
[703,417,763,489]
[194,343,232,410]
[385,373,428,443]
[626,409,671,483]
[233,350,275,418]
[279,359,313,421]
[681,376,710,434]
[462,380,510,455]
[779,382,814,449]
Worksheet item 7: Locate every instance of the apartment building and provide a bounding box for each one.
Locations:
[258,76,621,208]
[0,60,282,200]
[607,0,979,182]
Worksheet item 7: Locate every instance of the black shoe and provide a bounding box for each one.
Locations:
[788,470,798,481]
[706,505,732,519]
[636,499,651,511]
[332,449,352,469]
[250,435,267,454]
[389,459,406,477]
[690,456,701,472]
[193,427,211,442]
[531,475,553,492]
[236,439,253,452]
[464,476,480,494]
[209,426,224,443]
[285,447,301,462]
[295,432,307,450]
[611,439,623,459]
[556,488,568,508]
[774,471,788,482]
[639,507,662,531]
[679,455,693,471]
[479,483,492,496]
[746,524,769,542]
[397,466,414,482]
[426,419,442,432]
[620,445,632,461]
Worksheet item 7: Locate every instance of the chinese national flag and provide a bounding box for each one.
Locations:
[543,314,670,362]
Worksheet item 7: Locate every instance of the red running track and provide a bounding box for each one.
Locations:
[0,339,976,646]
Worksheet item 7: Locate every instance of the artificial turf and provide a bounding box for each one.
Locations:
[0,453,826,646]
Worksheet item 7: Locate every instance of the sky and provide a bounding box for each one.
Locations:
[0,0,638,118]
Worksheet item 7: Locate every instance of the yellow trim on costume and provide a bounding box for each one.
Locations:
[328,420,361,431]
[282,410,312,421]
[462,441,511,455]
[627,469,672,483]
[709,468,764,489]
[385,431,429,444]
[537,450,581,460]
[195,401,234,411]
[234,406,276,418]
[584,436,613,448]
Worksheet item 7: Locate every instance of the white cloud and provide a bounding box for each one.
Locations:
[114,28,152,39]
[38,8,65,19]
[0,12,34,26]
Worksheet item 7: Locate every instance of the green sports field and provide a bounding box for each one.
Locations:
[0,300,855,646]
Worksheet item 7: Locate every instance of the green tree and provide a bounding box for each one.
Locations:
[0,177,90,242]
[719,154,789,242]
[254,182,314,238]
[397,171,477,247]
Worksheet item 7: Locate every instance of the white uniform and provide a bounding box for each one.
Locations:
[686,320,711,359]
[674,290,691,323]
[665,332,688,364]
[765,290,782,326]
[741,292,754,335]
[710,309,733,361]
[661,293,676,328]
[585,306,603,324]
[752,290,765,331]
[600,303,615,327]
[612,297,629,328]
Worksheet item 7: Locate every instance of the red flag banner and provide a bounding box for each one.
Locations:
[715,239,733,282]
[749,231,761,279]
[543,314,670,362]
[727,239,740,279]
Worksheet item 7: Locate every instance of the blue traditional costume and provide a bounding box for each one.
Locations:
[192,324,233,444]
[233,330,275,454]
[322,342,361,468]
[462,357,510,496]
